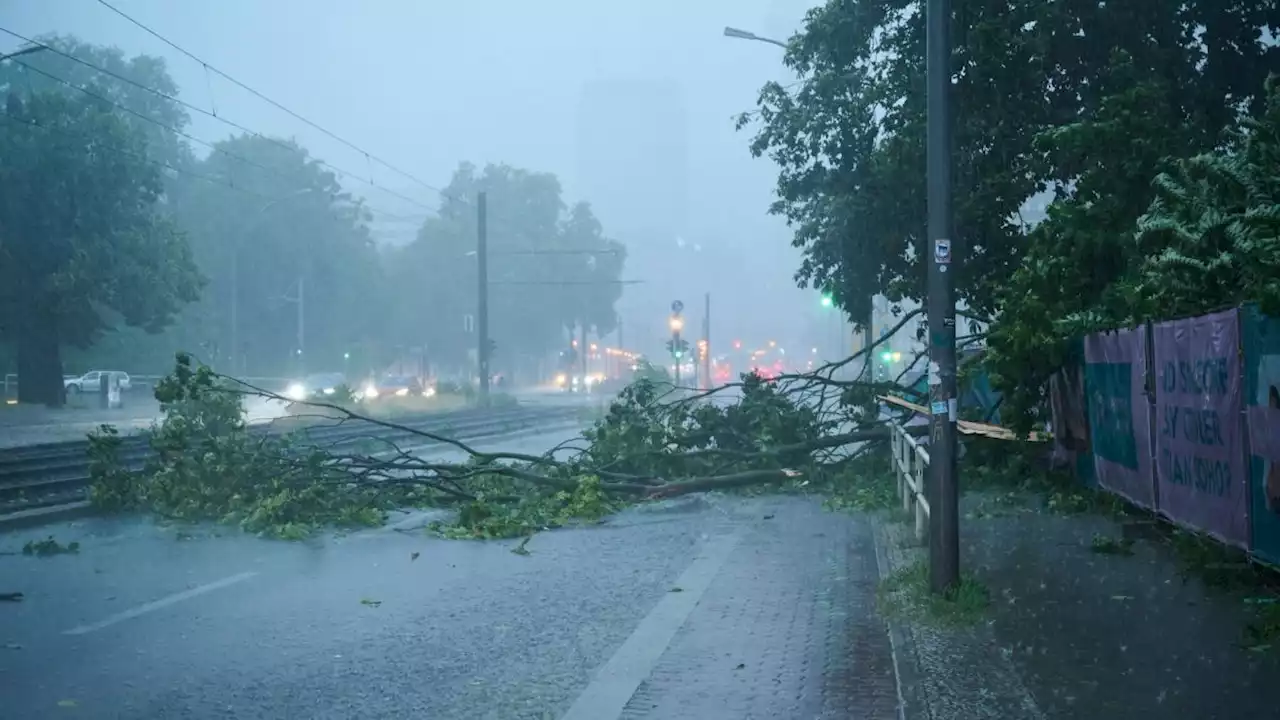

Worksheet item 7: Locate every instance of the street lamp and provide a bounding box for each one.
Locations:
[723,26,788,49]
[231,186,323,377]
[669,316,684,333]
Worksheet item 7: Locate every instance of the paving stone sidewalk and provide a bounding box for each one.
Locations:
[614,495,901,720]
[876,490,1280,720]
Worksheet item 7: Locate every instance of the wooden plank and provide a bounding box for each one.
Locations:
[877,394,1047,442]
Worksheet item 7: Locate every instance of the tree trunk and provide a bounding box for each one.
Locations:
[16,318,64,407]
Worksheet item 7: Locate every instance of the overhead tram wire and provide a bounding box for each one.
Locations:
[4,58,425,222]
[0,26,441,218]
[0,27,532,241]
[94,0,467,208]
[0,110,422,225]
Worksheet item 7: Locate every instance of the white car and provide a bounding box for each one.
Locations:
[64,370,131,395]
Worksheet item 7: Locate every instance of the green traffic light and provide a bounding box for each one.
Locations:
[880,351,892,362]
[674,351,683,358]
[820,294,833,308]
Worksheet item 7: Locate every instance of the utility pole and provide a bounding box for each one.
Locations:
[296,274,305,375]
[579,322,588,380]
[477,191,491,407]
[669,303,685,387]
[229,247,238,375]
[703,293,711,389]
[926,0,960,593]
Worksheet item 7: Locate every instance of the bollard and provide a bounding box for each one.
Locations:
[107,375,121,409]
[99,373,109,409]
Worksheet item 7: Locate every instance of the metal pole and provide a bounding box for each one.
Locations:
[579,322,587,381]
[229,245,238,375]
[703,293,711,388]
[296,274,305,375]
[477,191,491,406]
[673,334,681,387]
[926,0,959,593]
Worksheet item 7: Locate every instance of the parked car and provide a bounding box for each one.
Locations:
[64,370,131,395]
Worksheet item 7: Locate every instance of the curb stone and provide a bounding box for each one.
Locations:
[0,500,94,533]
[872,517,1047,720]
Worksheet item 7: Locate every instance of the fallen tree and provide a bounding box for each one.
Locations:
[88,327,930,539]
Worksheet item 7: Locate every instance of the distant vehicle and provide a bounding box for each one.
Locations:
[284,373,347,402]
[359,375,433,402]
[554,372,603,393]
[64,370,131,395]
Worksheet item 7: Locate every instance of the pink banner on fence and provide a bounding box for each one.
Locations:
[1153,308,1249,548]
[1084,327,1155,508]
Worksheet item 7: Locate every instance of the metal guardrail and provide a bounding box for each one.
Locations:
[889,422,931,543]
[0,404,583,514]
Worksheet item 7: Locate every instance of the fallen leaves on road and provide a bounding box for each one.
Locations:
[0,592,22,602]
[410,551,420,561]
[670,587,684,593]
[57,699,78,708]
[360,598,382,607]
[22,536,80,557]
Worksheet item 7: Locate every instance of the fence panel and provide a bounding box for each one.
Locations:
[1151,309,1249,548]
[1084,327,1156,508]
[1243,305,1280,565]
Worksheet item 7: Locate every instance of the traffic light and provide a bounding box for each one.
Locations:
[820,293,833,308]
[666,338,690,358]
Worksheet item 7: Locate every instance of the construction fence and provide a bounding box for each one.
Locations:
[1049,305,1280,567]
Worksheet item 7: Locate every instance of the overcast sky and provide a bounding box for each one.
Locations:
[3,0,848,356]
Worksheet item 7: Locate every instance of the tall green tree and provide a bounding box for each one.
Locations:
[167,134,387,378]
[743,0,1278,428]
[0,34,193,172]
[0,90,202,404]
[391,163,626,377]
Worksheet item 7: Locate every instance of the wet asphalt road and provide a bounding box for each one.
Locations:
[0,498,895,719]
[0,398,899,719]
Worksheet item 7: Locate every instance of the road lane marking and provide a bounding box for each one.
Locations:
[62,571,258,636]
[559,532,741,720]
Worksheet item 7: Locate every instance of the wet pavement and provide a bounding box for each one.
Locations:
[876,489,1280,720]
[0,397,294,449]
[0,492,897,719]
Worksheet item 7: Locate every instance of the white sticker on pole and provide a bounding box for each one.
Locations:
[948,398,958,422]
[934,239,951,264]
[927,360,941,386]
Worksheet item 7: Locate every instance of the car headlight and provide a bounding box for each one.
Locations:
[395,387,409,397]
[422,386,436,398]
[363,385,379,399]
[555,373,567,386]
[285,383,307,401]
[322,387,335,395]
